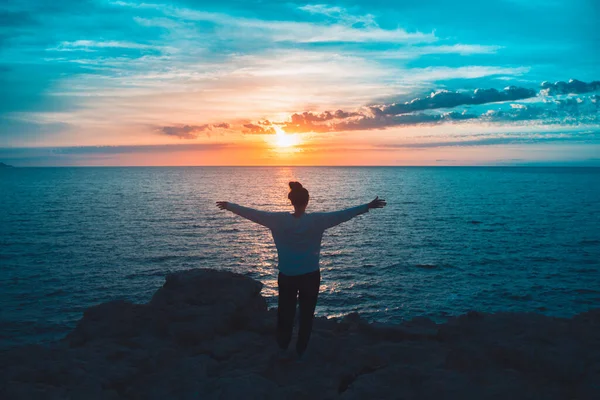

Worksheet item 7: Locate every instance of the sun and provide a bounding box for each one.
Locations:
[272,125,300,149]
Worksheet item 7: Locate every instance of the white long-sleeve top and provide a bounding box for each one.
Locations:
[227,203,370,276]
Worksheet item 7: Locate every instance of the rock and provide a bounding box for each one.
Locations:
[1,268,599,399]
[208,331,264,361]
[467,310,485,320]
[68,377,104,400]
[150,269,264,311]
[66,300,150,346]
[66,269,268,348]
[214,372,279,399]
[247,308,277,334]
[364,321,439,342]
[337,312,370,333]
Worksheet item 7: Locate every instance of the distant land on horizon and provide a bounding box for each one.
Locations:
[0,162,13,168]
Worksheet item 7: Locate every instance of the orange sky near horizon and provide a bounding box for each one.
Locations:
[53,135,599,167]
[3,117,598,166]
[1,1,598,167]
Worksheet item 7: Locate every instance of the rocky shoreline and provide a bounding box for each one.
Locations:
[1,268,599,399]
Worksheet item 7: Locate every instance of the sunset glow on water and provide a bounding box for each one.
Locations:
[1,167,599,347]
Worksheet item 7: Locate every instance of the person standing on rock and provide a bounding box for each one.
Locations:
[216,182,386,362]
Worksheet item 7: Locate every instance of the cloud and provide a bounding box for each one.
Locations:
[482,105,545,121]
[483,95,599,123]
[540,79,600,96]
[415,44,502,55]
[118,1,436,44]
[46,143,232,154]
[243,123,275,134]
[374,44,503,59]
[442,110,479,120]
[0,118,71,146]
[402,66,530,82]
[297,5,346,17]
[49,40,158,52]
[160,125,208,139]
[2,0,598,155]
[260,79,599,133]
[276,86,537,133]
[332,113,443,131]
[288,110,362,125]
[380,137,525,148]
[159,123,229,139]
[379,86,536,115]
[376,131,600,148]
[0,142,241,165]
[282,110,481,133]
[282,110,364,133]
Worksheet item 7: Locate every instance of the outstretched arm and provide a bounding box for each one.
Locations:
[317,197,386,230]
[216,201,278,229]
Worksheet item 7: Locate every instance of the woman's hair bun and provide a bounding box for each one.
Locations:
[288,181,309,205]
[289,181,303,191]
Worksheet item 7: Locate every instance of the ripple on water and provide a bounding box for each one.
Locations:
[1,166,600,347]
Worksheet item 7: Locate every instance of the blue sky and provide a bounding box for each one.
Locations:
[0,0,598,165]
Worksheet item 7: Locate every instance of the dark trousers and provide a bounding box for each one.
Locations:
[277,269,321,356]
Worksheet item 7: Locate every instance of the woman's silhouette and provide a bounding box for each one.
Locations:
[216,182,386,361]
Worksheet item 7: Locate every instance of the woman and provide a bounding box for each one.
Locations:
[216,182,386,361]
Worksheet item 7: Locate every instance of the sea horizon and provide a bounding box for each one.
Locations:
[4,165,600,168]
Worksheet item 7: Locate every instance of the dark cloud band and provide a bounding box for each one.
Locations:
[273,79,600,133]
[157,79,599,136]
[159,123,230,139]
[378,86,536,115]
[541,79,600,96]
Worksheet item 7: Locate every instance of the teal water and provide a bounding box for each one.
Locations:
[1,167,599,348]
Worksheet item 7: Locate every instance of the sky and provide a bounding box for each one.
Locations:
[0,0,599,166]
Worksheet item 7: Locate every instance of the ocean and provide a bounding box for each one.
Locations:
[1,167,599,348]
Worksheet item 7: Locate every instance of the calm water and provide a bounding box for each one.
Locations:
[1,167,599,348]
